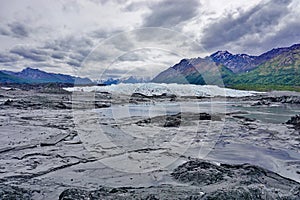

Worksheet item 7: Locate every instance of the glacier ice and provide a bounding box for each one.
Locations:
[65,83,261,97]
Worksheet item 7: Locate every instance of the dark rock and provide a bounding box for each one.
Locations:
[59,188,90,200]
[164,114,181,127]
[201,187,271,200]
[171,160,230,185]
[59,187,132,200]
[95,102,111,108]
[58,160,300,199]
[251,100,271,106]
[58,186,199,200]
[3,99,13,106]
[109,188,128,194]
[131,93,176,99]
[199,112,222,121]
[55,102,69,109]
[199,112,211,120]
[1,98,46,109]
[136,112,222,127]
[0,184,32,200]
[232,115,256,122]
[158,93,177,99]
[143,194,159,200]
[136,118,152,126]
[261,96,300,104]
[172,160,300,199]
[129,93,176,103]
[286,114,300,129]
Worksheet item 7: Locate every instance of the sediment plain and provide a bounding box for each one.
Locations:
[0,85,300,199]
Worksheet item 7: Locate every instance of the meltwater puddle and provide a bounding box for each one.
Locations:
[206,142,300,183]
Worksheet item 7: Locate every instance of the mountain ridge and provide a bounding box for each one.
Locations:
[97,76,150,85]
[0,67,93,84]
[152,43,300,90]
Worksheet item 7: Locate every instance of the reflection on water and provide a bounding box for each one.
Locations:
[232,102,300,123]
[102,100,300,124]
[206,143,300,183]
[97,100,300,182]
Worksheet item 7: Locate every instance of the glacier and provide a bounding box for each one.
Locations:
[65,83,262,97]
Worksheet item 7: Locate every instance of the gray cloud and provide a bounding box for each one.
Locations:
[44,36,94,52]
[118,52,142,62]
[67,60,81,67]
[1,0,300,79]
[0,53,21,63]
[0,34,93,70]
[143,0,200,27]
[103,68,129,78]
[89,29,112,39]
[89,28,123,40]
[8,22,30,38]
[0,22,30,38]
[123,3,141,12]
[10,46,49,62]
[201,0,292,52]
[267,21,300,46]
[240,20,300,55]
[88,0,128,5]
[51,52,66,60]
[42,35,95,65]
[68,52,87,66]
[0,26,10,36]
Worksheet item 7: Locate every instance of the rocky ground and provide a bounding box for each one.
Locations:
[59,159,300,200]
[0,85,300,199]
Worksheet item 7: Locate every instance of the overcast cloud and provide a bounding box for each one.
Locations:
[143,0,200,28]
[0,0,299,79]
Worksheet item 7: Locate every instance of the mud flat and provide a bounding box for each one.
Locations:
[0,85,300,199]
[59,159,300,200]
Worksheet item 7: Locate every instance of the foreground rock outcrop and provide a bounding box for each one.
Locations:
[0,184,32,200]
[172,160,300,199]
[58,160,300,200]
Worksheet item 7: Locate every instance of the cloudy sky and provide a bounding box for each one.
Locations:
[0,0,299,80]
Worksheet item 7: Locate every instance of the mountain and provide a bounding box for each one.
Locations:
[152,44,300,90]
[210,51,257,73]
[98,76,150,85]
[101,78,120,85]
[122,76,150,84]
[210,44,300,73]
[0,71,27,84]
[225,46,300,87]
[0,67,93,84]
[257,44,300,62]
[152,57,221,85]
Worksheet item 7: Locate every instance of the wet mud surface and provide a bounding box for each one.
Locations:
[0,86,300,199]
